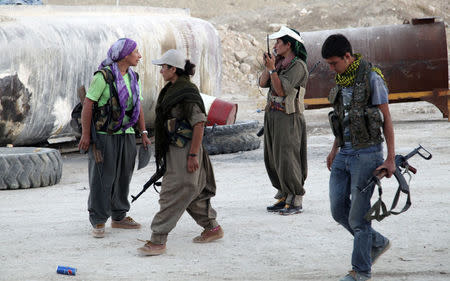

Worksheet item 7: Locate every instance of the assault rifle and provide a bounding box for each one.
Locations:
[363,145,432,222]
[131,162,166,203]
[89,116,103,163]
[256,127,264,137]
[77,85,103,163]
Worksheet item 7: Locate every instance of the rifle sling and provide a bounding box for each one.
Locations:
[364,183,411,222]
[389,187,411,215]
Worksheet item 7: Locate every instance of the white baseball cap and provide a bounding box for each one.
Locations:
[151,49,186,69]
[269,26,304,44]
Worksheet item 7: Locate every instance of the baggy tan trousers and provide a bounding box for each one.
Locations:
[264,110,307,207]
[150,143,218,244]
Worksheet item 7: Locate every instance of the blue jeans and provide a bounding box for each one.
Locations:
[329,150,388,275]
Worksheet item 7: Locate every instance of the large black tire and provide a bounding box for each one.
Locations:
[203,120,261,155]
[0,147,63,190]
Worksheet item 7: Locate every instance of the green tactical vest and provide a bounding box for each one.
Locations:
[93,68,139,134]
[327,59,384,149]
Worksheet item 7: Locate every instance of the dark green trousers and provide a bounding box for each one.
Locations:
[264,110,307,206]
[88,133,137,226]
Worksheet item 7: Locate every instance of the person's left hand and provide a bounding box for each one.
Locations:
[141,134,151,149]
[376,158,396,178]
[187,155,199,173]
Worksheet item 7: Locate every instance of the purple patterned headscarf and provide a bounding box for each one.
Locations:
[98,38,140,132]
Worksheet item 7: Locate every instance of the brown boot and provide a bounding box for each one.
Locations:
[193,225,224,243]
[92,223,105,238]
[111,216,141,229]
[137,241,166,256]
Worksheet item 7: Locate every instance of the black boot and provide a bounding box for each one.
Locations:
[267,199,286,212]
[279,204,303,215]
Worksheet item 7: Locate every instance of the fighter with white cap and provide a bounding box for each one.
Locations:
[259,26,309,215]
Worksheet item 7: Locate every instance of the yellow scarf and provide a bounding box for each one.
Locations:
[335,54,385,87]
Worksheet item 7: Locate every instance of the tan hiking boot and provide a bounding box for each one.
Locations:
[193,225,224,243]
[92,223,105,238]
[137,241,166,256]
[111,216,141,229]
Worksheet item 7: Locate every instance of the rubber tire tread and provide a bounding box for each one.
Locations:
[203,120,261,155]
[0,148,63,190]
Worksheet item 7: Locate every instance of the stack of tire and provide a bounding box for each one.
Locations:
[0,147,62,190]
[200,94,260,155]
[203,120,261,155]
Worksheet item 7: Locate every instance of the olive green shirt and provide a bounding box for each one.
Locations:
[263,59,308,114]
[170,103,207,127]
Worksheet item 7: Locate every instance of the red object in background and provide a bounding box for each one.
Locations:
[206,98,238,126]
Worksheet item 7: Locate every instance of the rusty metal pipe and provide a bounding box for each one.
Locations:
[302,18,449,118]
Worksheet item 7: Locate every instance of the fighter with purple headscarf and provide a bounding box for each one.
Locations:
[78,38,151,238]
[99,38,141,131]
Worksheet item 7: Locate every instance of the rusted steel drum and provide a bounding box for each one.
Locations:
[0,6,221,146]
[201,93,238,126]
[302,19,449,117]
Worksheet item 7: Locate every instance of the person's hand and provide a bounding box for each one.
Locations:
[376,158,396,178]
[78,134,90,152]
[141,134,151,149]
[263,52,276,71]
[326,150,337,171]
[187,155,199,173]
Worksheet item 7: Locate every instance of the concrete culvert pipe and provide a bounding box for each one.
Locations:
[0,147,63,190]
[0,6,221,146]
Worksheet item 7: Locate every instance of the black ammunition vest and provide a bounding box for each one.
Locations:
[93,68,139,134]
[327,60,384,149]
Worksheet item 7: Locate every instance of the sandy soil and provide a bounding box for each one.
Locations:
[1,1,450,280]
[1,102,449,281]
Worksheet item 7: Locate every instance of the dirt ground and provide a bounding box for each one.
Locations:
[1,102,449,281]
[1,0,450,280]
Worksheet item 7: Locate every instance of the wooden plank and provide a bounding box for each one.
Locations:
[305,98,329,106]
[388,91,433,100]
[305,90,450,107]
